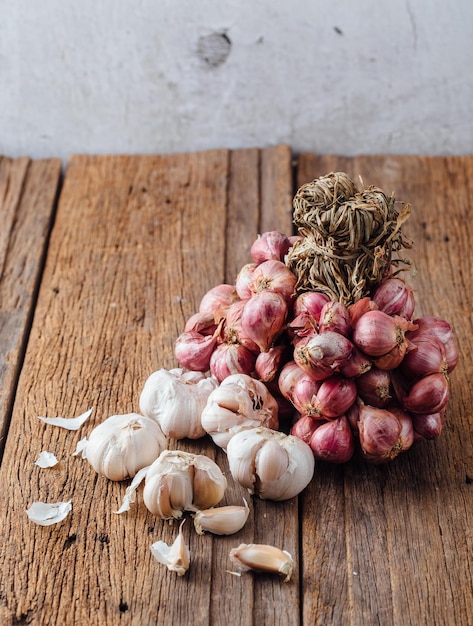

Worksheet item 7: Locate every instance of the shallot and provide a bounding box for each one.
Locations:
[240,291,288,353]
[250,231,292,264]
[309,416,355,464]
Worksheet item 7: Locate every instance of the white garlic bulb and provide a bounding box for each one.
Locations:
[226,427,315,501]
[85,413,167,481]
[143,449,227,519]
[200,373,279,450]
[139,368,218,439]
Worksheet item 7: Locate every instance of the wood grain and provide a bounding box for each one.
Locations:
[0,146,296,626]
[297,154,473,626]
[210,145,299,626]
[0,156,61,453]
[2,149,473,626]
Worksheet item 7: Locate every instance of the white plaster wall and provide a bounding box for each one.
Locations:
[1,0,472,161]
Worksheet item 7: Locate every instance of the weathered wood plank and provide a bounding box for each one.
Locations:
[0,156,61,455]
[0,151,229,626]
[210,145,299,626]
[253,145,299,625]
[297,154,473,626]
[0,147,298,626]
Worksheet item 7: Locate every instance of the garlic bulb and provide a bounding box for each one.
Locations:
[143,450,227,519]
[226,427,315,501]
[139,368,218,439]
[201,374,279,450]
[85,413,167,481]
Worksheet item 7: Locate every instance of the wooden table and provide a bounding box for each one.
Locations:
[1,147,472,626]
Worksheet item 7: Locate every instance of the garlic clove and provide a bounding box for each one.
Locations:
[192,457,228,510]
[229,543,294,582]
[143,450,226,518]
[151,520,190,576]
[255,439,289,483]
[167,471,195,513]
[194,500,250,535]
[224,428,266,491]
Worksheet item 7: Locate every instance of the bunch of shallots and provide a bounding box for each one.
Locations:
[174,229,459,465]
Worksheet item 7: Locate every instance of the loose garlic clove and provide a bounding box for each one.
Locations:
[229,543,294,582]
[226,427,315,501]
[194,500,250,535]
[201,374,279,450]
[139,368,218,440]
[85,413,167,481]
[151,520,190,576]
[143,450,227,519]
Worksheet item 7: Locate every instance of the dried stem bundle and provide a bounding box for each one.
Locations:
[286,172,412,305]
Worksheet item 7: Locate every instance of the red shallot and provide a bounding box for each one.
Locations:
[309,416,355,464]
[240,291,288,353]
[357,401,403,463]
[294,331,353,380]
[250,231,292,264]
[372,278,415,319]
[210,343,257,383]
[249,260,297,302]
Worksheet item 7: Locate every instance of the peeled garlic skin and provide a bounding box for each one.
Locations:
[86,413,167,481]
[227,427,315,501]
[143,450,227,519]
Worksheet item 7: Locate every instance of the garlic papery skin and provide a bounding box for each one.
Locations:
[226,427,315,501]
[193,500,250,535]
[139,368,217,439]
[200,374,279,450]
[143,450,227,519]
[229,543,294,582]
[151,520,190,576]
[85,413,167,481]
